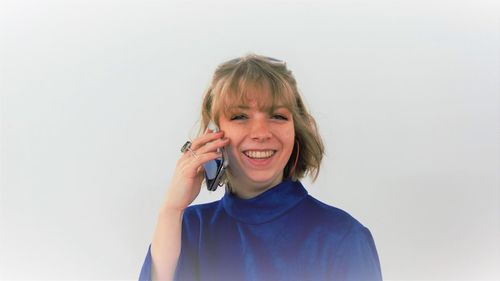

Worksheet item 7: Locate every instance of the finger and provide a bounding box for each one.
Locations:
[195,137,229,155]
[191,131,224,150]
[178,135,226,167]
[187,151,223,170]
[179,148,199,161]
[178,151,220,179]
[175,150,220,180]
[190,130,225,150]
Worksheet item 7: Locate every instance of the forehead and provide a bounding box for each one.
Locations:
[220,82,291,113]
[228,102,289,113]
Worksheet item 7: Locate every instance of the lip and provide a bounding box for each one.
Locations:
[242,149,277,152]
[241,150,277,168]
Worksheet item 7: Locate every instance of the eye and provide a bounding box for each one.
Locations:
[230,114,247,121]
[272,114,289,121]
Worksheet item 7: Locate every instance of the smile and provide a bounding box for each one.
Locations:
[243,150,276,159]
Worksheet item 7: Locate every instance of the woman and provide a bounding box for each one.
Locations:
[139,54,383,281]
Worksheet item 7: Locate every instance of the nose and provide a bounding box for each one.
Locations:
[249,119,272,141]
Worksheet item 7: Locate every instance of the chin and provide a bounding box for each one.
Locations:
[245,173,282,187]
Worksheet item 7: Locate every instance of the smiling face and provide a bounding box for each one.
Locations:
[218,85,295,199]
[200,54,325,196]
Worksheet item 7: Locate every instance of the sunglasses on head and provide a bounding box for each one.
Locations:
[226,55,285,65]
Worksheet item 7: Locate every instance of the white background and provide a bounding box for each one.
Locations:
[1,0,499,280]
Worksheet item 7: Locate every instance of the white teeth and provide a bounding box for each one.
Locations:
[244,150,275,159]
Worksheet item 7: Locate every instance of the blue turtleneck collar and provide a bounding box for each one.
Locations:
[221,179,308,225]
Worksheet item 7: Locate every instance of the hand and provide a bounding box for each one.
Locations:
[161,129,229,212]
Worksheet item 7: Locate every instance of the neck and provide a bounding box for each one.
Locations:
[221,179,308,224]
[227,174,284,199]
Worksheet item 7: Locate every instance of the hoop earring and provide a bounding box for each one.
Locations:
[289,140,300,179]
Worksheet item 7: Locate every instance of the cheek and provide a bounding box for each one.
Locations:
[283,128,295,148]
[223,132,241,155]
[223,129,240,144]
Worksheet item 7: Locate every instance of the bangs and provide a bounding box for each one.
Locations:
[210,63,296,122]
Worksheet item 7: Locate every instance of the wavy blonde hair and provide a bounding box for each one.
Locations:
[199,53,324,183]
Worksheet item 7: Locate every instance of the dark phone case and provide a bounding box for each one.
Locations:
[205,158,226,191]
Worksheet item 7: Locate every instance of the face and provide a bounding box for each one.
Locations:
[218,89,295,199]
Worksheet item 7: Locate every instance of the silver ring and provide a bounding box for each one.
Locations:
[180,141,199,159]
[180,141,192,153]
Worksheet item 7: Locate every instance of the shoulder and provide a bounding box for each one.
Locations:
[184,200,220,214]
[298,195,380,263]
[182,200,223,225]
[184,200,221,216]
[296,195,370,240]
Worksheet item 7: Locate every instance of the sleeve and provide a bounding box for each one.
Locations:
[138,244,153,281]
[138,209,200,281]
[331,226,383,281]
[172,210,200,281]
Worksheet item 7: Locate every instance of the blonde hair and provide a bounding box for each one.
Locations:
[199,53,324,183]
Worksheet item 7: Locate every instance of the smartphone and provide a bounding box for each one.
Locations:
[203,121,229,191]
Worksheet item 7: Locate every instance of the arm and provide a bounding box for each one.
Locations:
[331,226,383,281]
[150,206,184,281]
[139,130,229,281]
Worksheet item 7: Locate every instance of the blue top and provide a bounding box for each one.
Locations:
[139,179,382,281]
